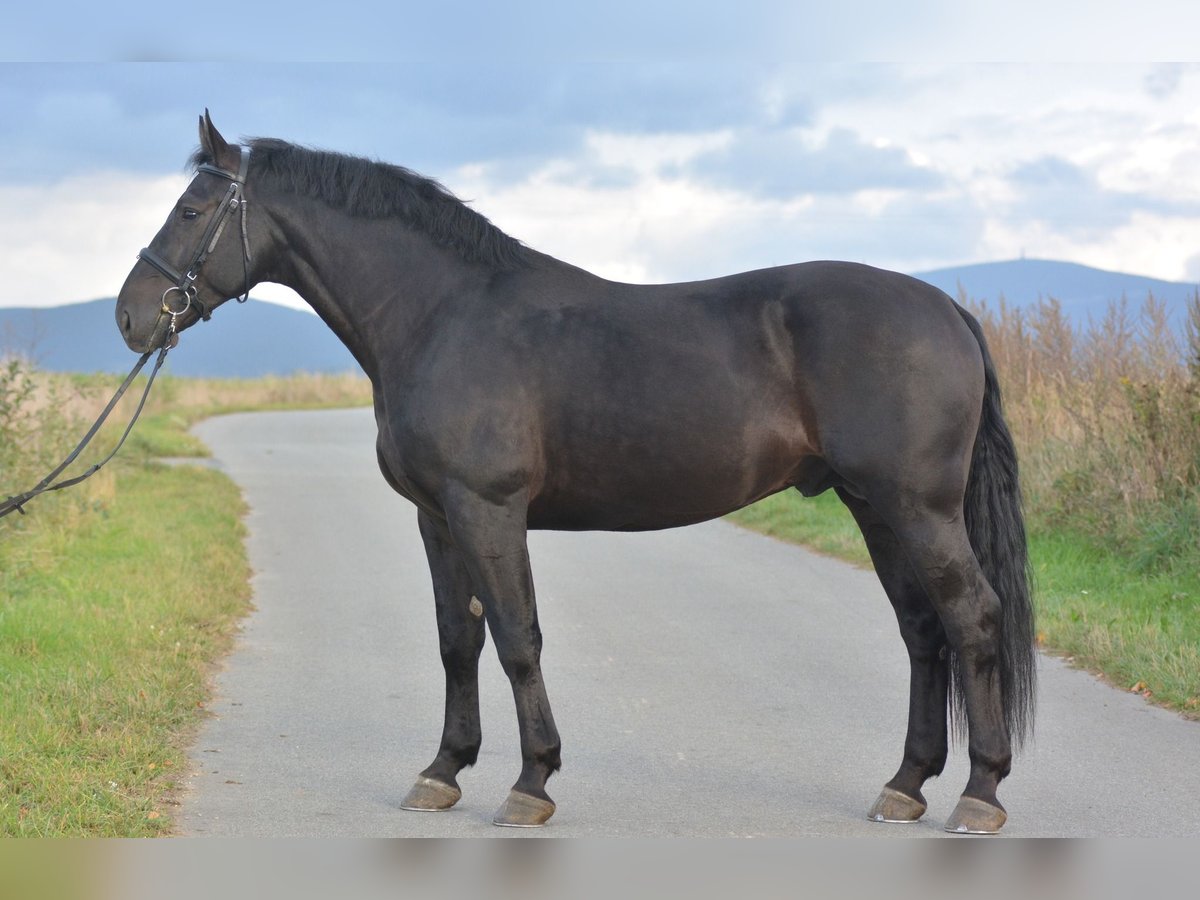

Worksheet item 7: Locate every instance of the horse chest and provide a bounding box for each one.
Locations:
[373,424,444,513]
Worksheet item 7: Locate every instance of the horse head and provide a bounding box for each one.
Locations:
[116,111,255,352]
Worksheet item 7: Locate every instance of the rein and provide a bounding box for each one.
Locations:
[1,145,254,521]
[0,345,170,519]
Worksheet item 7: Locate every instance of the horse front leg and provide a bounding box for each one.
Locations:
[400,510,487,812]
[441,482,562,827]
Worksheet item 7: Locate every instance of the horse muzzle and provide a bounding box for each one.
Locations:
[116,288,182,353]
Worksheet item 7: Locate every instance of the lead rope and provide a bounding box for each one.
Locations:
[0,343,171,519]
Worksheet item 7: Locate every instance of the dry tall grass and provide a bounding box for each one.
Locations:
[0,359,96,522]
[2,360,372,533]
[962,289,1200,556]
[143,371,373,418]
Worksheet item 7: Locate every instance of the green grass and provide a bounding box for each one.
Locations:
[0,464,250,835]
[1031,528,1200,712]
[126,413,211,458]
[1,370,371,837]
[727,490,871,567]
[728,489,1200,718]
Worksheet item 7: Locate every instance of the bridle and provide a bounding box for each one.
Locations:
[137,144,253,336]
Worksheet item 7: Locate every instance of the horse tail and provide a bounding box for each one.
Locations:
[951,304,1037,749]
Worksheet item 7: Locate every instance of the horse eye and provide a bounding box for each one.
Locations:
[181,207,199,220]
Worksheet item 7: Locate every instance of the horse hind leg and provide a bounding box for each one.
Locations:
[881,496,1013,834]
[837,488,950,825]
[400,511,487,812]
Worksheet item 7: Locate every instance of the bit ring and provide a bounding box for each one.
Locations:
[160,285,194,317]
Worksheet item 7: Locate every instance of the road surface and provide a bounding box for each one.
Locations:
[177,408,1200,837]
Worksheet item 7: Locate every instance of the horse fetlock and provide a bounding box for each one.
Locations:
[896,751,947,787]
[967,745,1012,780]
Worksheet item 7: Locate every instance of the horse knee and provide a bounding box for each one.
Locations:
[500,651,541,684]
[438,620,486,668]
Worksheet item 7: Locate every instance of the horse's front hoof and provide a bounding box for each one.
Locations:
[400,776,462,811]
[492,790,556,827]
[944,795,1007,834]
[867,786,927,823]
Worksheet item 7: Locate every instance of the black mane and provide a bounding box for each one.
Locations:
[189,139,533,271]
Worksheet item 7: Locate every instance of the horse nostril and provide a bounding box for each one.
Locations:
[121,309,132,335]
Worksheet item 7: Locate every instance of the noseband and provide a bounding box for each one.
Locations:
[137,144,253,332]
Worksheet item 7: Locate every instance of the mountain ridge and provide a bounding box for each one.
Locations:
[0,298,358,378]
[913,258,1196,330]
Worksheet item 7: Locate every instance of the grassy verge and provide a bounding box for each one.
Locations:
[1032,527,1199,713]
[0,465,250,835]
[727,490,1200,718]
[1,368,371,836]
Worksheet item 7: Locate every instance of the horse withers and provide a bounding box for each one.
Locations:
[116,112,1035,833]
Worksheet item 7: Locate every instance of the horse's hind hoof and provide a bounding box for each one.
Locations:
[944,795,1007,834]
[400,776,462,811]
[492,790,556,827]
[867,786,927,823]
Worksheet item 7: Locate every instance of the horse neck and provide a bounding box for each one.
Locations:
[256,191,487,382]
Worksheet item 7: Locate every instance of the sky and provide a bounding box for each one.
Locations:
[4,3,1200,312]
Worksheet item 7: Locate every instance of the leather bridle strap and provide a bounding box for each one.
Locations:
[138,145,252,322]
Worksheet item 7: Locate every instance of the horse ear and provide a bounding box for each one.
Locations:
[198,109,236,168]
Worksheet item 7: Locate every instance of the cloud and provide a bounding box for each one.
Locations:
[1143,64,1186,99]
[1003,154,1200,238]
[9,60,1200,311]
[450,133,984,285]
[687,126,943,198]
[0,63,807,186]
[0,171,188,306]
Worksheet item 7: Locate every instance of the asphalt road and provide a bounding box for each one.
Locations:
[179,408,1200,837]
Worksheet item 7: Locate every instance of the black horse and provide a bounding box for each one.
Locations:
[116,113,1035,833]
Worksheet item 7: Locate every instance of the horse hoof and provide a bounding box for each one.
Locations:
[492,790,556,827]
[867,786,927,823]
[944,796,1007,834]
[400,776,462,811]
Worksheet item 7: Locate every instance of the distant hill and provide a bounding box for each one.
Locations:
[0,297,359,377]
[3,259,1197,376]
[912,258,1197,333]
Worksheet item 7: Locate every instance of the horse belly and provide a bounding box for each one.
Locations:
[527,414,809,532]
